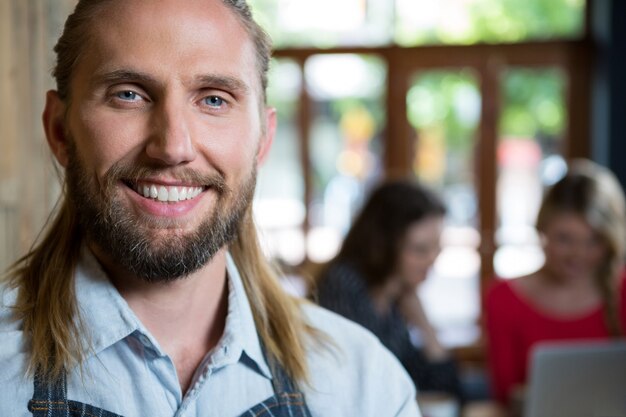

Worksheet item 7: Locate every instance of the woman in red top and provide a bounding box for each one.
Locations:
[485,159,626,406]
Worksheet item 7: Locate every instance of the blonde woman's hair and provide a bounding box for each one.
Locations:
[4,0,314,384]
[537,158,626,336]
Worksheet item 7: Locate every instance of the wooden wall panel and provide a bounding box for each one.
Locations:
[0,0,75,272]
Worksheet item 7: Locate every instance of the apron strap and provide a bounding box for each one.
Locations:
[28,369,70,416]
[266,353,299,394]
[241,351,314,417]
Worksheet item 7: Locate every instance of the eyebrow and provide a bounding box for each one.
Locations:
[93,69,250,95]
[194,74,250,96]
[94,69,157,86]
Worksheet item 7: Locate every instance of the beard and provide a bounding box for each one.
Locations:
[65,141,256,283]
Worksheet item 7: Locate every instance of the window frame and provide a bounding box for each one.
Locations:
[273,38,592,293]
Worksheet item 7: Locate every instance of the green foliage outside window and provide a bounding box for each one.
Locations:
[407,71,480,151]
[396,0,585,46]
[249,0,585,48]
[500,69,566,139]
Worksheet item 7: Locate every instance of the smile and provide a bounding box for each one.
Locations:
[130,181,205,203]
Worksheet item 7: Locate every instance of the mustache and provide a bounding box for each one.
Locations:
[101,161,229,196]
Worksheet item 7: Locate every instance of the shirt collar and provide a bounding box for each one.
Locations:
[74,248,142,356]
[73,248,272,379]
[219,253,272,379]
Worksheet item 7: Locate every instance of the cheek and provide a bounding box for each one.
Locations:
[545,241,572,258]
[586,246,608,265]
[72,109,145,176]
[400,253,430,275]
[544,245,564,260]
[196,118,261,173]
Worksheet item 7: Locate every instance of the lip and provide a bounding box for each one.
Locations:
[134,178,204,188]
[121,180,208,218]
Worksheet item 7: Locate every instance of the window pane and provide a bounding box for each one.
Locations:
[255,59,306,265]
[248,0,394,48]
[306,54,386,263]
[396,0,586,46]
[408,70,482,344]
[495,68,568,278]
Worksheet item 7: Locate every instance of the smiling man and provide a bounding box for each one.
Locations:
[0,1,420,416]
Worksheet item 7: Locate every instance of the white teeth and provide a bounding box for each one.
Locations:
[157,186,168,202]
[135,183,203,202]
[168,187,179,202]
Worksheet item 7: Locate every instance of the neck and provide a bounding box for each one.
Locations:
[90,244,229,392]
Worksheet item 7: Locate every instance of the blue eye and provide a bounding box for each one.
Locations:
[116,90,140,101]
[204,96,225,107]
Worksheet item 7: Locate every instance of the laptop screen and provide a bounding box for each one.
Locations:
[524,341,626,417]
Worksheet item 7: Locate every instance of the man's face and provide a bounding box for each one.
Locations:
[48,0,274,280]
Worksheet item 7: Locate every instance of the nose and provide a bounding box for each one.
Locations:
[145,99,197,165]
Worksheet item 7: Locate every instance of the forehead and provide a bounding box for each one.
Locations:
[545,212,594,234]
[404,217,442,241]
[73,0,259,91]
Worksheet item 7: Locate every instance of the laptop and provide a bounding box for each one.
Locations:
[524,340,626,417]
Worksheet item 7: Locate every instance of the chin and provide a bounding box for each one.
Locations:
[406,275,427,288]
[555,266,592,281]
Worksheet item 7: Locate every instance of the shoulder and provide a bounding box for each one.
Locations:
[301,303,420,417]
[316,262,367,301]
[318,262,362,287]
[0,282,32,411]
[484,276,533,326]
[0,282,29,357]
[0,280,28,352]
[302,301,381,353]
[485,277,516,307]
[0,282,21,332]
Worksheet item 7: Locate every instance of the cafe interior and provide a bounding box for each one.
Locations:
[1,0,624,416]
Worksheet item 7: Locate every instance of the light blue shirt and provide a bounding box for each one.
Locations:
[0,249,421,417]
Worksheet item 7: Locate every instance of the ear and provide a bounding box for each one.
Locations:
[42,90,70,167]
[256,107,276,166]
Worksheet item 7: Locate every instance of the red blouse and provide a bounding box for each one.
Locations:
[484,271,626,404]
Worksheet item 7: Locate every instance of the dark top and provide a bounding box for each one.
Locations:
[316,262,461,399]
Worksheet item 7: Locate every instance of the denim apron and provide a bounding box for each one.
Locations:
[28,353,313,417]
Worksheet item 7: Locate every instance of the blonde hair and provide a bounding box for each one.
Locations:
[537,158,626,336]
[5,0,314,384]
[6,195,83,380]
[231,206,314,382]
